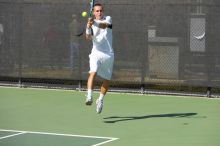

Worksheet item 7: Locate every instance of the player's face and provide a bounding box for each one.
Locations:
[93,6,104,20]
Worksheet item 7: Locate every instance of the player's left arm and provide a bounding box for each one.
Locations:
[99,23,112,29]
[98,16,112,29]
[92,16,112,43]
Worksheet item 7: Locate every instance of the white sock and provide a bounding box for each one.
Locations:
[87,89,93,99]
[99,93,105,101]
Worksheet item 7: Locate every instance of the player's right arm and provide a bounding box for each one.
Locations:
[86,18,93,40]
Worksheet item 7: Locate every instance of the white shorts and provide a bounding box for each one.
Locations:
[89,51,114,80]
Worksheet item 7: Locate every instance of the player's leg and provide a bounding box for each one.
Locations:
[100,79,109,98]
[95,54,114,113]
[87,72,97,90]
[86,51,100,105]
[85,72,96,105]
[96,79,109,114]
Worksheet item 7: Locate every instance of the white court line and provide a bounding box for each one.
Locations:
[92,138,118,146]
[0,131,27,140]
[0,129,118,146]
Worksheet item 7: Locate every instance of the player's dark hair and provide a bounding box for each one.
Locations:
[93,3,104,10]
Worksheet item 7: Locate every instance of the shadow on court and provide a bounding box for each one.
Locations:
[103,113,200,123]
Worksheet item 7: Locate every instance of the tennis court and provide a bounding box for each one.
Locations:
[0,129,116,146]
[0,86,219,146]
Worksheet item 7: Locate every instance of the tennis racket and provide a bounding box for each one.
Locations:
[75,0,95,37]
[89,0,95,17]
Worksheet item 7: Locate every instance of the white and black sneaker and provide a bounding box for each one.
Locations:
[96,99,103,114]
[85,96,93,105]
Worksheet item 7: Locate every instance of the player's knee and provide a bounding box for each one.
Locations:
[103,80,110,85]
[89,72,97,78]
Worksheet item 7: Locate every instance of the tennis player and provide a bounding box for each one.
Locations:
[85,3,114,114]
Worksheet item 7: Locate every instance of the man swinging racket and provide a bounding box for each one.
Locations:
[85,3,114,114]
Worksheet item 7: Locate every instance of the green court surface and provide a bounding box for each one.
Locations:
[0,87,220,146]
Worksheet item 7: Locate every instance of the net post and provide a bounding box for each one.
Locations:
[18,78,22,88]
[206,87,212,97]
[140,84,145,94]
[78,80,82,91]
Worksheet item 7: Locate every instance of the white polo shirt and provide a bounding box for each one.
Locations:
[91,16,114,55]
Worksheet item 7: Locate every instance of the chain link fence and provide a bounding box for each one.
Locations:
[0,0,220,96]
